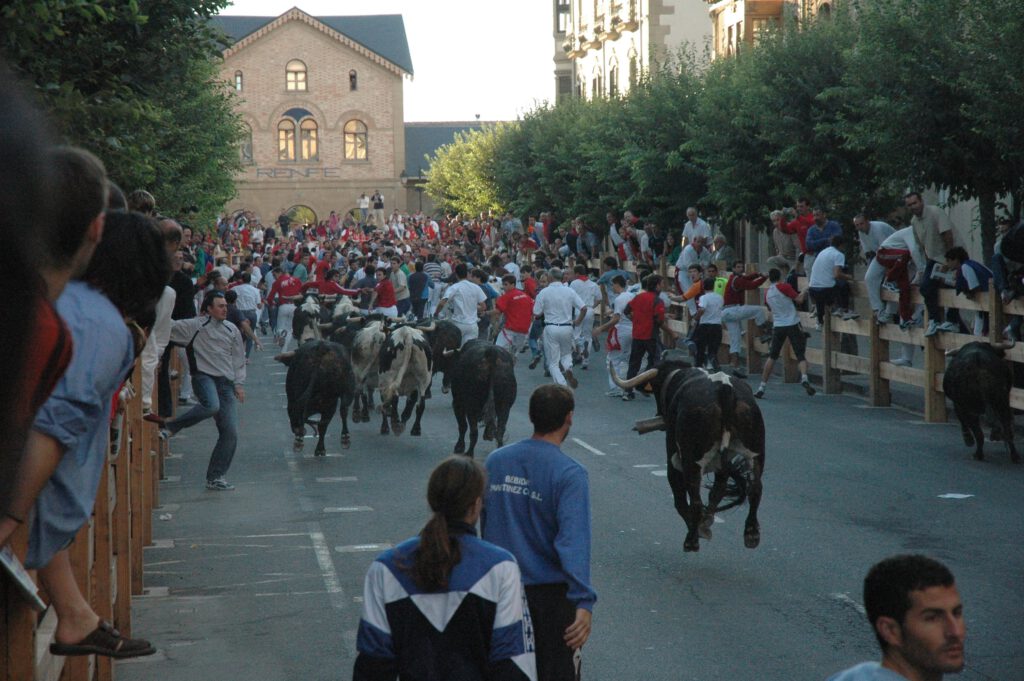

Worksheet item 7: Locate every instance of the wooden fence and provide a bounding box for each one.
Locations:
[1,355,178,681]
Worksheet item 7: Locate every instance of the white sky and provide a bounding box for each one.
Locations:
[221,0,555,122]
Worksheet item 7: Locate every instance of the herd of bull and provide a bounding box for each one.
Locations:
[275,293,1018,554]
[274,294,518,459]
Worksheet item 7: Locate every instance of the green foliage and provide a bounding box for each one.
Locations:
[425,125,505,216]
[1,0,242,227]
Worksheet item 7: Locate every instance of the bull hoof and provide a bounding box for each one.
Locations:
[341,437,351,450]
[453,442,465,455]
[698,517,714,540]
[442,383,450,394]
[683,538,700,552]
[483,425,496,441]
[424,388,432,399]
[380,424,389,435]
[314,448,326,457]
[962,430,975,446]
[973,451,985,461]
[410,426,421,436]
[392,422,404,436]
[990,428,1003,442]
[744,530,761,549]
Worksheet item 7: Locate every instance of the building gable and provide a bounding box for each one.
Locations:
[213,8,413,77]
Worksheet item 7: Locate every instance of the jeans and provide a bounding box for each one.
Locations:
[920,260,961,326]
[167,373,238,481]
[241,309,258,357]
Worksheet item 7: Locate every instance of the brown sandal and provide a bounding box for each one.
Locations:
[50,620,156,659]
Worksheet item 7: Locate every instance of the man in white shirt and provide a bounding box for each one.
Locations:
[357,192,370,224]
[691,278,725,370]
[675,236,713,289]
[533,267,587,388]
[592,275,634,396]
[682,207,712,246]
[867,226,926,328]
[232,273,263,357]
[436,263,487,346]
[569,265,601,369]
[854,214,895,264]
[809,234,858,329]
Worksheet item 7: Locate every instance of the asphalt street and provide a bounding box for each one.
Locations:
[119,343,1024,681]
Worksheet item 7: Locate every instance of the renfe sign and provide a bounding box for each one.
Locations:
[251,167,346,179]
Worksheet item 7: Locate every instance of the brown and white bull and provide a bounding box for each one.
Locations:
[377,326,433,436]
[943,340,1019,463]
[612,350,766,552]
[350,320,386,422]
[291,295,324,346]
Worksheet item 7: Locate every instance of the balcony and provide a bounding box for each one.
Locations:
[582,32,603,51]
[598,18,621,42]
[620,0,639,31]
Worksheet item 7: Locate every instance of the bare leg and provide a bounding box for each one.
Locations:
[38,549,100,644]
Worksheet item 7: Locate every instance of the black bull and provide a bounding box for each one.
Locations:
[943,341,1020,463]
[612,351,766,552]
[449,340,517,457]
[275,341,356,455]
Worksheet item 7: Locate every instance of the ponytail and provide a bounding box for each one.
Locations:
[409,457,486,591]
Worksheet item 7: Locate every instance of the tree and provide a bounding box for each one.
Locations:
[424,125,505,216]
[1,0,243,227]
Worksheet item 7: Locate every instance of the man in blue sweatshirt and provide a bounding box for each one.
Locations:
[482,384,595,681]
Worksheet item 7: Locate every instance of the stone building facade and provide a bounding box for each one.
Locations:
[706,0,835,58]
[212,8,413,226]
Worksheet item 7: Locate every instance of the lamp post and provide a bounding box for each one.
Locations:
[399,169,408,212]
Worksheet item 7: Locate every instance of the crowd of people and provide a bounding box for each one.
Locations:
[0,56,983,681]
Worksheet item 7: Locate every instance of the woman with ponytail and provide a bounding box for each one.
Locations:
[353,457,537,681]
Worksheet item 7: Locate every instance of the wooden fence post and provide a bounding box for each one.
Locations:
[868,315,891,406]
[822,311,841,394]
[922,306,948,423]
[1,528,38,681]
[988,287,1003,343]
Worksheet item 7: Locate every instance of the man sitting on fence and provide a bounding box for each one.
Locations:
[808,234,859,330]
[943,246,993,336]
[721,260,773,379]
[866,225,926,330]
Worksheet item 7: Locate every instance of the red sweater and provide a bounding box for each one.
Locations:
[374,279,396,308]
[626,291,665,341]
[782,213,815,253]
[724,273,767,306]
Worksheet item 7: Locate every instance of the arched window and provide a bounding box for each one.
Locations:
[349,70,358,91]
[234,70,243,92]
[344,120,368,160]
[628,55,638,88]
[609,65,619,96]
[278,119,295,161]
[286,59,307,91]
[300,118,318,161]
[240,123,253,164]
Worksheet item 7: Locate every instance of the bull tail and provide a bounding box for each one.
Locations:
[709,454,751,512]
[717,382,737,451]
[298,371,320,424]
[706,381,748,511]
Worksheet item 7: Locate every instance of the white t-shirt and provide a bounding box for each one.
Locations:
[698,292,724,325]
[358,195,370,209]
[233,283,262,311]
[569,278,601,309]
[442,279,486,325]
[612,290,635,336]
[858,221,894,255]
[880,227,927,271]
[682,218,711,244]
[533,283,585,325]
[809,246,846,288]
[765,283,801,327]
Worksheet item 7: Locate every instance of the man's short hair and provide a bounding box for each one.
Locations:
[529,384,574,435]
[106,181,127,212]
[642,274,662,292]
[574,264,587,276]
[127,189,156,215]
[501,274,516,286]
[830,234,846,248]
[201,289,225,313]
[548,267,563,282]
[48,146,108,265]
[903,191,923,202]
[945,246,969,263]
[603,256,618,269]
[224,289,238,304]
[454,262,468,279]
[768,268,782,283]
[611,275,627,288]
[864,554,955,650]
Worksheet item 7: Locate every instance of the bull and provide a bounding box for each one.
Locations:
[611,350,766,552]
[378,326,433,436]
[943,341,1019,463]
[414,319,462,396]
[449,339,517,457]
[350,320,386,422]
[292,295,323,346]
[275,341,355,455]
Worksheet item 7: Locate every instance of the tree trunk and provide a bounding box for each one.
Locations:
[979,188,997,263]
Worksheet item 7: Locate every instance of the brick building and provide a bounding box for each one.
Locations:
[212,8,413,226]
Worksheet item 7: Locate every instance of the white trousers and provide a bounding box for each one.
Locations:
[573,309,595,354]
[721,305,766,354]
[542,325,575,386]
[453,320,478,348]
[496,328,528,355]
[607,331,633,390]
[277,303,296,351]
[372,305,398,318]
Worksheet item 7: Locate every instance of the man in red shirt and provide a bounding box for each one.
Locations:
[781,197,815,256]
[520,264,538,298]
[622,274,669,400]
[491,275,534,358]
[721,260,772,378]
[267,267,303,349]
[370,267,398,317]
[301,269,361,298]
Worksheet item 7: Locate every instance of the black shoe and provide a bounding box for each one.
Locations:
[802,379,816,396]
[529,355,541,370]
[732,367,748,379]
[754,387,765,399]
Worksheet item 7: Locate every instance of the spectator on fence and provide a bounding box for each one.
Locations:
[755,268,816,399]
[809,234,859,330]
[854,214,895,266]
[139,218,182,418]
[805,207,843,277]
[721,261,772,379]
[127,188,156,216]
[943,246,993,336]
[769,209,801,270]
[866,226,926,329]
[158,289,246,491]
[906,192,960,337]
[782,198,815,258]
[992,218,1024,340]
[2,211,168,659]
[826,555,964,681]
[712,234,737,269]
[682,207,712,246]
[353,456,536,681]
[675,236,713,288]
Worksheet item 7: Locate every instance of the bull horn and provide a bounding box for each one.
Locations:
[990,340,1016,350]
[633,416,666,434]
[318,323,334,331]
[609,363,659,390]
[417,322,437,332]
[274,351,295,363]
[442,348,458,357]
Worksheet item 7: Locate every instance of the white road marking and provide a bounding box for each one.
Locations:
[162,475,181,482]
[633,464,660,468]
[572,437,607,456]
[336,543,392,553]
[317,476,358,482]
[324,506,373,513]
[832,592,867,615]
[651,470,668,477]
[938,493,975,499]
[272,371,288,375]
[284,449,345,610]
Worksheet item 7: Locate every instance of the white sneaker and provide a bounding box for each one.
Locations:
[842,310,860,321]
[605,389,623,397]
[875,311,894,325]
[937,321,959,333]
[814,321,823,331]
[890,358,912,367]
[882,282,899,293]
[924,320,939,337]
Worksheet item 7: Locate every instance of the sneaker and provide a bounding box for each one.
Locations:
[605,389,623,397]
[178,396,196,406]
[754,387,765,399]
[875,311,894,325]
[890,358,912,367]
[802,379,816,396]
[528,355,541,370]
[142,413,166,427]
[732,366,748,379]
[924,320,939,337]
[831,308,843,317]
[205,477,235,491]
[158,428,172,441]
[622,391,636,401]
[937,321,959,333]
[882,281,899,293]
[814,321,823,331]
[564,370,579,389]
[842,310,860,321]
